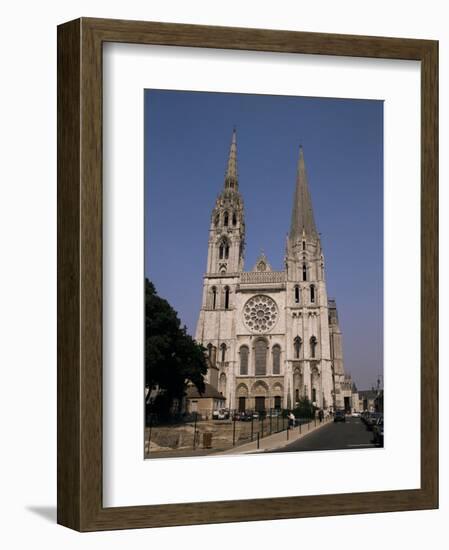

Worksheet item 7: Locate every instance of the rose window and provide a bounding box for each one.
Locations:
[243,295,278,333]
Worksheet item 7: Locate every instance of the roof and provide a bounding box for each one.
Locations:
[289,146,318,242]
[358,390,378,399]
[186,383,226,400]
[224,128,238,190]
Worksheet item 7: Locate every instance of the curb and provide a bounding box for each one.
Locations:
[216,416,333,455]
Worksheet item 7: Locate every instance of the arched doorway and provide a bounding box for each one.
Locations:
[252,380,269,413]
[236,383,249,412]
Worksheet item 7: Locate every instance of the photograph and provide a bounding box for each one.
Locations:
[144,89,384,459]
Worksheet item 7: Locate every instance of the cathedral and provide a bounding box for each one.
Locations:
[195,129,348,413]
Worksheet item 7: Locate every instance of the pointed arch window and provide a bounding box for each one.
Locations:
[312,387,317,403]
[208,344,217,365]
[294,336,302,359]
[224,286,230,310]
[302,240,306,251]
[302,264,307,281]
[220,343,227,362]
[211,286,217,309]
[214,214,220,227]
[310,284,316,303]
[272,345,281,375]
[294,285,300,304]
[219,238,229,260]
[232,213,237,226]
[310,336,317,358]
[224,212,229,226]
[239,346,249,375]
[255,338,267,376]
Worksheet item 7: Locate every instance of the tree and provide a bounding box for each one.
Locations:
[293,396,315,419]
[145,279,207,419]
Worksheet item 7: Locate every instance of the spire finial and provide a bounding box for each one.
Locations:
[289,145,318,242]
[224,128,238,190]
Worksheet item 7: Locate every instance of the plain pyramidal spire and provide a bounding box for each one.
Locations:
[289,145,318,241]
[224,128,238,190]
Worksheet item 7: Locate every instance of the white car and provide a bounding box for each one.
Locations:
[351,411,361,417]
[212,408,228,420]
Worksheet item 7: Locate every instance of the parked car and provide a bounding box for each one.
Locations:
[365,412,383,431]
[372,417,384,445]
[334,410,346,422]
[212,408,229,420]
[361,411,371,424]
[351,411,360,418]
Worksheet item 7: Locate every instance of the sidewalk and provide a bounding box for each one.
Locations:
[216,415,333,455]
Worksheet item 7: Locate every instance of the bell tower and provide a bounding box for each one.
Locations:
[195,130,246,388]
[285,146,333,410]
[205,129,245,275]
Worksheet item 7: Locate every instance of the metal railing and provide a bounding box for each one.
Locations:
[145,408,320,455]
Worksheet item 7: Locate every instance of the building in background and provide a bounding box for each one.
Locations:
[195,130,351,413]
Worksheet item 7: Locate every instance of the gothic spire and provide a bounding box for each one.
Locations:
[224,128,238,190]
[289,146,318,241]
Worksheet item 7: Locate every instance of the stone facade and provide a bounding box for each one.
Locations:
[195,130,349,413]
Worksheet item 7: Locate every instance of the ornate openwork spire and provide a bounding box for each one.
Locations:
[224,128,238,190]
[289,146,318,241]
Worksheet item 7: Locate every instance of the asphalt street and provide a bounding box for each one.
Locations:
[268,416,380,453]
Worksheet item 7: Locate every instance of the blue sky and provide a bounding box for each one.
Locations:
[144,90,383,390]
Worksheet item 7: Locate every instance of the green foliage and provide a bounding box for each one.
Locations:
[145,279,207,418]
[292,396,315,419]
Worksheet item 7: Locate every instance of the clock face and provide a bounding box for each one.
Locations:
[243,295,278,333]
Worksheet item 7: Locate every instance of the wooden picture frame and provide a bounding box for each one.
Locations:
[57,17,438,531]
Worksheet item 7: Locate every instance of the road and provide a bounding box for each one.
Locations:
[268,416,380,453]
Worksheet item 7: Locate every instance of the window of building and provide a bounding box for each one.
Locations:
[274,396,282,409]
[294,336,302,359]
[255,339,267,376]
[312,388,317,403]
[302,240,306,251]
[211,287,217,309]
[220,343,226,362]
[232,213,237,226]
[224,286,230,310]
[302,264,307,281]
[224,212,229,226]
[219,239,229,260]
[214,214,219,227]
[240,346,249,375]
[294,285,300,303]
[295,389,300,403]
[208,344,217,365]
[310,336,317,358]
[272,345,281,375]
[310,284,315,303]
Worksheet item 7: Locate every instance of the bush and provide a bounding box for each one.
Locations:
[292,396,315,419]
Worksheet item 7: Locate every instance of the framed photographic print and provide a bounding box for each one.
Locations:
[57,17,438,531]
